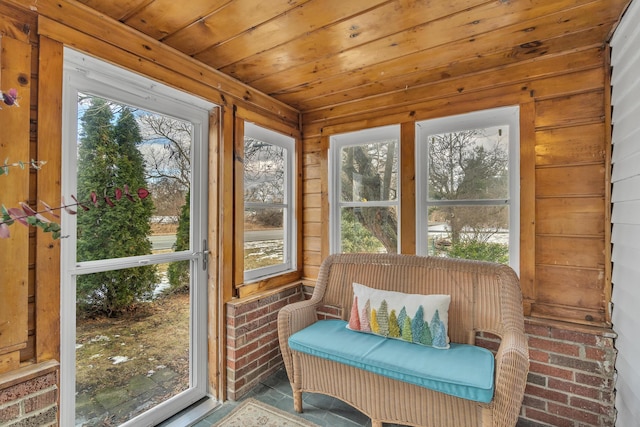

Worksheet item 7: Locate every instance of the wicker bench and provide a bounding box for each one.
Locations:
[277,253,529,427]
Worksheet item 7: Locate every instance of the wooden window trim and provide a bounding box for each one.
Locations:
[35,35,63,363]
[233,106,303,298]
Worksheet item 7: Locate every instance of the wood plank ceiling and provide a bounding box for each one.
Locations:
[76,0,630,113]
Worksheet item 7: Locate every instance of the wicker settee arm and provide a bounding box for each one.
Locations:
[277,298,320,379]
[491,330,530,427]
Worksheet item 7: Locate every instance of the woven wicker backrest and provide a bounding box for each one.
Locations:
[315,253,523,345]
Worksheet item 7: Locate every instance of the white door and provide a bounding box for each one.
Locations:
[60,49,214,427]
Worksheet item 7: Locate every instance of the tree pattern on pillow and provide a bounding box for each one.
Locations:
[360,299,371,332]
[350,297,448,349]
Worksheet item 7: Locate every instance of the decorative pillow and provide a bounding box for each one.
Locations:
[347,282,451,349]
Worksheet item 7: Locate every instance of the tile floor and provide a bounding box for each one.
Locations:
[190,368,405,427]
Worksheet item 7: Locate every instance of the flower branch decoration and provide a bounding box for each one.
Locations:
[1,88,151,240]
[0,185,150,239]
[1,159,47,176]
[1,88,19,108]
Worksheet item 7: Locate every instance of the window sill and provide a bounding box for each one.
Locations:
[235,270,302,298]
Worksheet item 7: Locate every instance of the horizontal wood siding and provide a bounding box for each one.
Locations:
[610,0,640,424]
[302,46,611,326]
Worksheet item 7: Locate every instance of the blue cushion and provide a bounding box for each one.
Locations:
[288,319,495,403]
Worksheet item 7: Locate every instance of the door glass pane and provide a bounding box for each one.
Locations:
[76,94,192,262]
[427,126,508,201]
[244,207,284,270]
[75,263,191,426]
[340,206,398,254]
[73,93,196,426]
[427,205,509,264]
[340,141,398,202]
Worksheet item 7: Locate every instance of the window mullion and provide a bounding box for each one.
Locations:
[338,200,398,208]
[426,199,509,206]
[244,202,288,209]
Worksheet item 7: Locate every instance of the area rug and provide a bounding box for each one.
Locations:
[212,398,320,427]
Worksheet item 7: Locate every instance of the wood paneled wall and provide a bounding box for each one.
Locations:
[0,2,38,372]
[301,45,611,326]
[0,1,302,399]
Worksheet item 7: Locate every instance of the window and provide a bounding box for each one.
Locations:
[416,106,519,272]
[61,49,214,427]
[330,125,400,254]
[243,122,296,282]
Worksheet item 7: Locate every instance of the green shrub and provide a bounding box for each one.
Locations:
[167,192,190,294]
[341,211,384,253]
[446,239,509,264]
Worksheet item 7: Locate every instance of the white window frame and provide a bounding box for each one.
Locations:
[61,48,215,427]
[243,122,297,282]
[415,106,520,273]
[329,124,401,254]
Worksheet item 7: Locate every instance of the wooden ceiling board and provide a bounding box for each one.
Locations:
[247,0,624,102]
[285,37,607,111]
[193,0,394,70]
[219,0,494,83]
[162,0,313,56]
[12,0,631,113]
[76,0,151,21]
[222,0,592,86]
[123,0,232,40]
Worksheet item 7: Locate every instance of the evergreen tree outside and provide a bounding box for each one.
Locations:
[167,191,190,293]
[76,98,157,316]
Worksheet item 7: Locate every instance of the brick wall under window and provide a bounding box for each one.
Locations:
[518,319,617,427]
[225,283,305,400]
[0,361,59,427]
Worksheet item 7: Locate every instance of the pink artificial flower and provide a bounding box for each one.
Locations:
[0,223,10,239]
[41,200,61,218]
[19,202,50,223]
[2,88,18,106]
[7,207,28,226]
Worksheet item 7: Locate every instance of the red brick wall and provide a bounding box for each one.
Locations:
[225,283,305,400]
[0,361,59,426]
[519,319,617,427]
